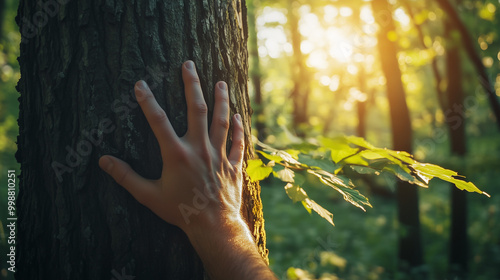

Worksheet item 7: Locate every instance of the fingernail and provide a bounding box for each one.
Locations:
[218,81,227,90]
[100,156,113,172]
[235,114,241,122]
[136,80,148,90]
[185,61,194,70]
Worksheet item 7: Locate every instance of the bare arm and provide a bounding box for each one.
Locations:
[98,60,276,280]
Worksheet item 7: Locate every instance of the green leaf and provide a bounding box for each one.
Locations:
[341,153,369,166]
[330,147,359,163]
[254,137,300,165]
[290,142,319,153]
[303,197,334,226]
[319,137,360,163]
[246,159,273,182]
[273,166,295,183]
[382,164,428,188]
[284,183,334,226]
[358,150,386,160]
[346,135,375,149]
[257,150,283,163]
[412,163,490,196]
[298,152,342,174]
[294,172,306,185]
[301,200,312,214]
[350,165,380,175]
[284,183,308,202]
[285,149,301,159]
[309,169,372,211]
[386,150,415,165]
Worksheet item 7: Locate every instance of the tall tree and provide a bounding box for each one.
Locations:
[444,18,468,278]
[247,0,266,140]
[15,1,267,279]
[436,0,500,131]
[352,5,367,139]
[287,0,310,134]
[372,0,424,273]
[0,0,5,39]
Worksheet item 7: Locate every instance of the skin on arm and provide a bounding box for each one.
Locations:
[98,60,277,280]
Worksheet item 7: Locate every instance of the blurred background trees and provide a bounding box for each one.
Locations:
[1,0,500,279]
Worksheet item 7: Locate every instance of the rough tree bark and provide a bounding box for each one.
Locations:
[444,19,468,279]
[372,0,424,273]
[15,0,267,279]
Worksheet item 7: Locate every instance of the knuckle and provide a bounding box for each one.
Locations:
[236,139,245,152]
[171,145,190,163]
[116,168,131,186]
[149,108,168,124]
[194,102,208,115]
[216,117,230,130]
[217,90,229,102]
[190,76,201,85]
[136,90,150,103]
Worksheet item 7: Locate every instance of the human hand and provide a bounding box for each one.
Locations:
[98,60,245,234]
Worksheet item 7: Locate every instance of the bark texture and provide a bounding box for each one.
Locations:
[16,0,267,279]
[372,0,424,273]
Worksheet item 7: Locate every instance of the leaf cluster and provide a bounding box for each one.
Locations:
[247,135,489,226]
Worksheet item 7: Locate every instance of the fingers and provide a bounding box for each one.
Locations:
[135,81,178,154]
[182,61,209,140]
[99,155,159,207]
[228,114,245,167]
[209,82,230,153]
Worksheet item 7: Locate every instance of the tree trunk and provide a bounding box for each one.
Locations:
[404,2,446,113]
[15,1,267,279]
[444,19,468,279]
[247,0,266,140]
[287,0,309,135]
[353,6,366,139]
[436,0,500,131]
[0,0,5,39]
[356,67,367,139]
[372,0,424,273]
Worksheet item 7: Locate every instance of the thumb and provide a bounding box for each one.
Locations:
[99,155,159,206]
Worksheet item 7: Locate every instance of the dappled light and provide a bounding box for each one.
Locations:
[1,0,499,279]
[248,0,500,279]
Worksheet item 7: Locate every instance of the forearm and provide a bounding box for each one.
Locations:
[185,216,277,280]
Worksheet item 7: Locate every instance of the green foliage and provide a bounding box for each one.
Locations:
[247,135,488,226]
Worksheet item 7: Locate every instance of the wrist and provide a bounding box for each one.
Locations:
[181,212,277,280]
[183,212,251,244]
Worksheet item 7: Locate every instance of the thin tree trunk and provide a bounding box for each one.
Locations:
[353,6,367,139]
[404,3,446,112]
[288,0,309,135]
[372,0,424,273]
[247,0,266,140]
[445,19,468,279]
[15,1,267,279]
[0,0,5,39]
[436,0,500,131]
